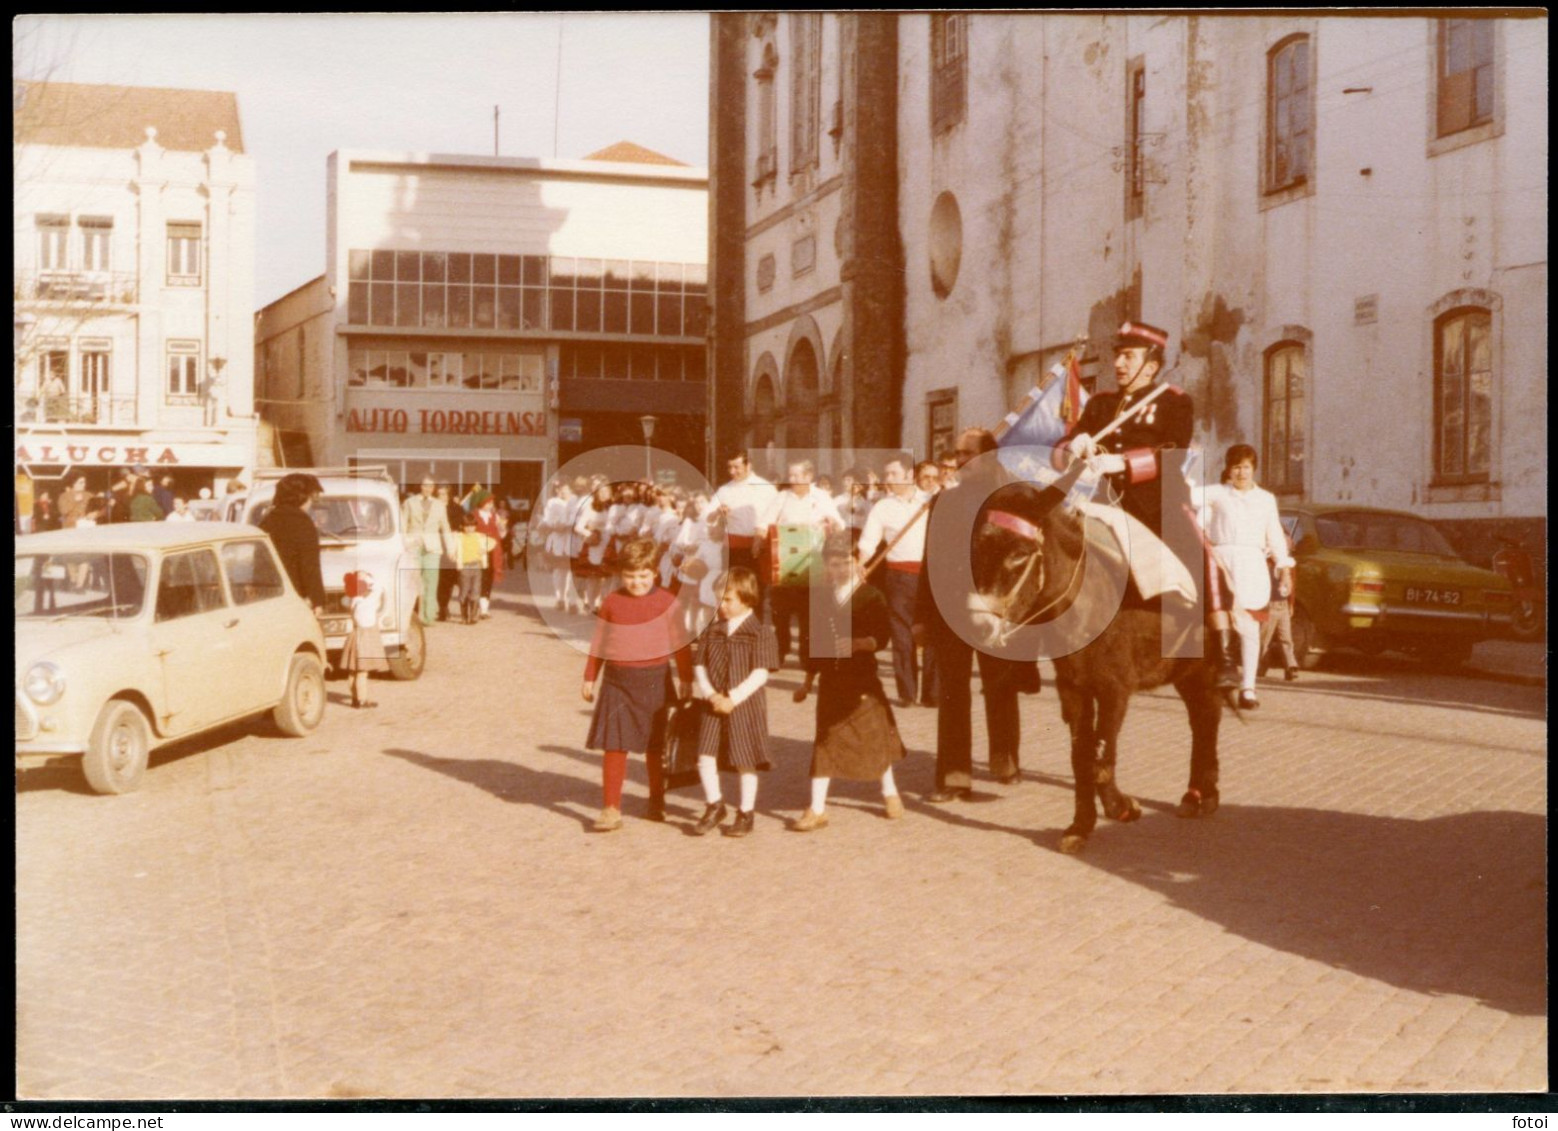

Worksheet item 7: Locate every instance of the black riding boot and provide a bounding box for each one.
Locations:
[1216,628,1241,690]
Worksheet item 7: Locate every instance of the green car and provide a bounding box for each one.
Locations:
[1279,505,1515,669]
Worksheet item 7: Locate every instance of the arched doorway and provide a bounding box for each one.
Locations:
[784,338,820,448]
[751,372,778,450]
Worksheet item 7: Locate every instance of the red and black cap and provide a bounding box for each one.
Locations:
[1114,320,1170,352]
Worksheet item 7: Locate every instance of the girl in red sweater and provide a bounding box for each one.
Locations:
[582,538,693,831]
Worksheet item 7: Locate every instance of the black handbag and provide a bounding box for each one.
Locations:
[652,697,703,791]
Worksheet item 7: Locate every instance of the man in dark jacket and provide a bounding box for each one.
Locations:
[261,473,326,613]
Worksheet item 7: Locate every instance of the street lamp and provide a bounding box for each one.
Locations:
[639,414,657,482]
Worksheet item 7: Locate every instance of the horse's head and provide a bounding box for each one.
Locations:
[968,480,1083,648]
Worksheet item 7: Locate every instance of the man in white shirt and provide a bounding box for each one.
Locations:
[757,458,844,665]
[856,452,930,707]
[713,451,778,609]
[832,466,873,545]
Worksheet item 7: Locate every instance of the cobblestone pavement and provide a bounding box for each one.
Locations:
[16,576,1547,1100]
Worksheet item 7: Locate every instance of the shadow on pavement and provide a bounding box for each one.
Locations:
[1074,805,1548,1017]
[381,746,599,830]
[1281,664,1546,720]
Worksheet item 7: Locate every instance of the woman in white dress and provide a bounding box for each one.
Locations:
[540,480,575,610]
[1195,444,1294,709]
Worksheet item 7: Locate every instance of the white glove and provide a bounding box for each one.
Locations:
[1068,432,1099,460]
[1088,452,1128,476]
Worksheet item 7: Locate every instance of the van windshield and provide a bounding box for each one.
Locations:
[251,496,396,540]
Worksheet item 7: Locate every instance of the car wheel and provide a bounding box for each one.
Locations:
[387,616,426,681]
[1510,599,1543,642]
[1291,606,1325,672]
[273,652,327,736]
[82,700,152,795]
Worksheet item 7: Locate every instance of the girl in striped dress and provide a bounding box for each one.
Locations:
[690,567,779,839]
[582,538,693,831]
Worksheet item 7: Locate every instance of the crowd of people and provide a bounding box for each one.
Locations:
[569,318,1302,834]
[24,471,224,533]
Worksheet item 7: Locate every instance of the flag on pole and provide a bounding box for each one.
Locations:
[996,353,1092,494]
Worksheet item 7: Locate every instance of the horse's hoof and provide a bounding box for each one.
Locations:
[1199,792,1220,817]
[1113,797,1142,823]
[1059,832,1089,855]
[1176,789,1203,818]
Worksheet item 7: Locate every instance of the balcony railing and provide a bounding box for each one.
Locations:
[15,270,139,306]
[16,394,139,427]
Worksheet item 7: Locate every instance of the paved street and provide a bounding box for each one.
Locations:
[16,574,1547,1100]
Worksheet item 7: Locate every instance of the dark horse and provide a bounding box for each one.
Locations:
[967,479,1223,853]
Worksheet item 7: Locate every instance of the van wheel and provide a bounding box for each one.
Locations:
[387,617,426,681]
[274,653,327,736]
[82,700,152,794]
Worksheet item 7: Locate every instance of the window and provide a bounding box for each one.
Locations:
[930,13,968,134]
[1265,36,1312,194]
[1263,343,1307,494]
[1126,60,1147,220]
[221,541,286,605]
[167,223,202,284]
[1436,18,1495,137]
[79,217,112,272]
[1434,307,1493,483]
[37,347,69,422]
[927,389,958,461]
[80,344,111,424]
[155,550,226,622]
[37,215,68,271]
[754,41,779,187]
[167,340,202,401]
[790,13,822,174]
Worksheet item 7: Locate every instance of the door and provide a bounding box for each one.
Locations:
[219,538,293,709]
[151,548,234,735]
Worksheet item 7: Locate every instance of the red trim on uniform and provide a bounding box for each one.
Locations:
[985,510,1042,543]
[1123,448,1158,485]
[886,561,923,573]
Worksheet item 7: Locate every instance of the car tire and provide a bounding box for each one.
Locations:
[274,652,327,736]
[387,616,426,681]
[1292,606,1325,672]
[82,700,152,795]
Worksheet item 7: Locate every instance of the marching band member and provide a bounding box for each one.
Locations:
[856,452,930,709]
[756,458,844,668]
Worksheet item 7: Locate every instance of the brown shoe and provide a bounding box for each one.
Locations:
[591,806,622,832]
[883,795,905,820]
[792,808,829,832]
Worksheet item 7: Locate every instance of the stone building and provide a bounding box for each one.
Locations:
[14,81,259,507]
[710,13,1546,563]
[254,143,707,503]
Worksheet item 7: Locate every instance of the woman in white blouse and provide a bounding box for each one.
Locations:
[1196,444,1294,709]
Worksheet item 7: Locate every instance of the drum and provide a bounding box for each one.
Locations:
[767,524,824,587]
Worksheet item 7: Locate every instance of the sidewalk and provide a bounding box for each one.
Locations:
[1471,639,1548,686]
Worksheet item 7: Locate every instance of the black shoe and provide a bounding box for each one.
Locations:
[1285,668,1299,682]
[692,802,727,836]
[995,771,1021,785]
[721,810,755,838]
[646,797,666,823]
[895,698,915,710]
[926,787,973,803]
[1238,690,1259,710]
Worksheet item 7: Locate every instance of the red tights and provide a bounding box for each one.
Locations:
[602,750,664,809]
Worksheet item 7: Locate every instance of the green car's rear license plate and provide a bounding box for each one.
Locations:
[1404,586,1462,606]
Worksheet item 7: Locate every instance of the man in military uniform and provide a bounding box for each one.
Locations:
[1053,321,1237,686]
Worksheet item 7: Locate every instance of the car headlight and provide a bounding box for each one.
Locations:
[24,662,66,706]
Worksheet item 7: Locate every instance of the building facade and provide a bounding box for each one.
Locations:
[255,144,708,504]
[14,81,259,506]
[710,13,1546,565]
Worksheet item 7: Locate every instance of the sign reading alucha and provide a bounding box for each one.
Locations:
[14,442,246,467]
[346,407,547,437]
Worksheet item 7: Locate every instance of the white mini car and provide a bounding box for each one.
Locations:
[15,523,328,794]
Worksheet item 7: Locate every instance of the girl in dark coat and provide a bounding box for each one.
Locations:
[792,536,906,831]
[582,538,693,832]
[690,566,779,839]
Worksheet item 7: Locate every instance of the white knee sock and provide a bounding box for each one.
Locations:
[739,773,758,813]
[1240,624,1260,692]
[810,777,830,814]
[881,766,899,798]
[698,755,721,805]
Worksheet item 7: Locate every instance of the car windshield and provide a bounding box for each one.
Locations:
[251,495,395,540]
[15,552,149,619]
[1313,512,1459,557]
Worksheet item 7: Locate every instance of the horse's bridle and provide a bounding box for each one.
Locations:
[983,509,1088,647]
